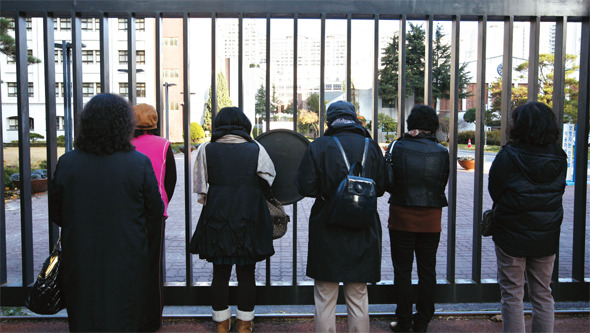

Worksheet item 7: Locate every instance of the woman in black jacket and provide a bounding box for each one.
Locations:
[190,107,275,333]
[295,100,388,332]
[489,102,567,332]
[385,105,449,332]
[50,94,164,331]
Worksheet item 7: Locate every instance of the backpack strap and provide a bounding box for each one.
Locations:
[361,138,369,177]
[332,136,350,171]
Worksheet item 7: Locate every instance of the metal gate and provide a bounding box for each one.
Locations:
[1,0,588,306]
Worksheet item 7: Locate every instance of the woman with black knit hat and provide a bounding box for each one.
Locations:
[190,107,275,333]
[295,100,389,332]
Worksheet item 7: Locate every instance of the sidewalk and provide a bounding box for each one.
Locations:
[2,303,589,332]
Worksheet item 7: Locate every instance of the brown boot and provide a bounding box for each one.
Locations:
[236,309,255,333]
[236,319,253,333]
[212,307,232,333]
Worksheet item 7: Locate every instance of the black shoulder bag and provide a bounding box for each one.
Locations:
[325,137,377,229]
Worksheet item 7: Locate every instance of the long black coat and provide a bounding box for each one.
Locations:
[489,142,566,257]
[50,150,164,332]
[295,126,388,282]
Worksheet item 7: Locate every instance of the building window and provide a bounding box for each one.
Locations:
[119,82,128,96]
[6,49,33,65]
[136,50,145,64]
[137,82,146,97]
[118,50,128,64]
[96,82,101,93]
[6,18,15,31]
[81,18,93,31]
[163,69,179,79]
[82,50,94,64]
[26,18,32,30]
[60,18,71,31]
[7,116,34,130]
[164,38,179,47]
[55,83,60,97]
[56,116,65,130]
[95,50,100,64]
[28,82,34,97]
[55,49,61,63]
[7,83,17,97]
[118,18,145,31]
[95,18,101,31]
[53,18,58,30]
[82,83,94,97]
[170,101,180,110]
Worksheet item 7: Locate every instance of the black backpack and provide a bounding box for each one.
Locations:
[325,137,377,229]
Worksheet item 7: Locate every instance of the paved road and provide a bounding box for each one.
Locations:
[4,153,589,285]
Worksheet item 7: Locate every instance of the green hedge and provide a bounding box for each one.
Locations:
[458,130,500,146]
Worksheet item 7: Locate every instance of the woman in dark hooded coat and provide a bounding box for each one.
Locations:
[50,93,164,332]
[295,100,388,332]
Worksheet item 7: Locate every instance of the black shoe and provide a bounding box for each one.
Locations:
[412,322,428,332]
[390,321,413,332]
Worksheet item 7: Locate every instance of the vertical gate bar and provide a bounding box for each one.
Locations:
[553,17,567,142]
[552,16,567,285]
[265,14,271,133]
[346,13,351,102]
[372,14,379,140]
[182,13,193,285]
[264,14,272,286]
[211,13,217,129]
[99,13,110,92]
[527,16,540,102]
[472,15,487,284]
[43,13,59,248]
[293,14,298,131]
[15,13,34,287]
[447,15,460,286]
[154,13,166,283]
[293,15,299,290]
[0,55,6,285]
[320,13,326,136]
[155,13,163,134]
[572,17,589,282]
[424,15,433,107]
[238,13,243,111]
[71,13,83,120]
[127,13,137,105]
[500,16,513,146]
[397,15,406,135]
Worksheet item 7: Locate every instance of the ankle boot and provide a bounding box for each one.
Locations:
[236,309,255,333]
[212,307,232,333]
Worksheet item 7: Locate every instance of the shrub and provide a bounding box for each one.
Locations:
[252,127,262,138]
[29,133,44,142]
[190,122,205,143]
[486,130,501,146]
[457,130,476,144]
[4,165,20,189]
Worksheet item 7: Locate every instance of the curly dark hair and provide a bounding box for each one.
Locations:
[509,101,559,146]
[407,104,439,133]
[74,93,136,154]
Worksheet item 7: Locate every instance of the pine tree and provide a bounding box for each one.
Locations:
[204,72,233,131]
[0,18,41,64]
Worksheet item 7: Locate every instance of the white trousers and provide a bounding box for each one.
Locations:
[313,280,370,333]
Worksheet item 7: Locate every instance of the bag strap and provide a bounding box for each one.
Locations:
[332,136,350,172]
[361,138,369,177]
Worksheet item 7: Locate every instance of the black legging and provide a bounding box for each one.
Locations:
[211,263,256,312]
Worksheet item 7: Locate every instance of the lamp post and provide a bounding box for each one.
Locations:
[163,82,176,140]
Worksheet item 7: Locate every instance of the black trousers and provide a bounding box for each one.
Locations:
[212,263,256,312]
[140,219,165,332]
[389,229,440,326]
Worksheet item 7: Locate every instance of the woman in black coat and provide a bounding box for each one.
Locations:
[50,94,164,332]
[190,107,275,333]
[295,101,388,332]
[489,102,567,332]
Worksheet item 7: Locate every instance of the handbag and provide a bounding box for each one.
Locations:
[267,197,290,239]
[326,137,377,229]
[480,209,495,237]
[25,238,66,314]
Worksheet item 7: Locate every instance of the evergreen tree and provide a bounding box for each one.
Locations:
[255,85,266,119]
[204,72,233,131]
[306,93,320,114]
[0,18,41,64]
[378,23,470,108]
